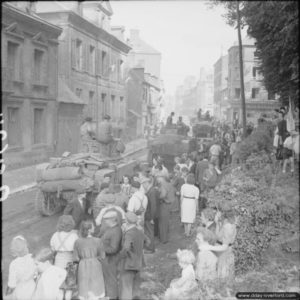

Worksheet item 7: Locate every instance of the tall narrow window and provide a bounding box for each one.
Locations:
[75,88,82,98]
[89,46,95,74]
[7,41,19,80]
[101,93,107,117]
[76,39,83,70]
[251,88,259,99]
[111,95,115,119]
[34,49,44,83]
[89,91,95,116]
[235,88,241,99]
[120,96,124,121]
[252,67,257,78]
[33,108,45,144]
[118,59,124,82]
[102,51,107,76]
[7,107,21,147]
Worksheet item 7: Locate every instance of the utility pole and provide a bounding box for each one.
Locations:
[236,0,247,137]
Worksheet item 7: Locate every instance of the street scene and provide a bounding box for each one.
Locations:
[1,1,299,300]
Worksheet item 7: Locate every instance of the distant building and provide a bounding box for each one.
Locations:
[196,68,214,115]
[125,29,163,132]
[2,2,62,168]
[213,54,228,120]
[226,38,279,124]
[35,1,131,155]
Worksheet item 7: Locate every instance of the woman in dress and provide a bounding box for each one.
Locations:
[32,248,67,300]
[203,161,218,195]
[50,215,79,269]
[5,236,36,300]
[73,220,106,300]
[121,174,133,197]
[180,174,200,237]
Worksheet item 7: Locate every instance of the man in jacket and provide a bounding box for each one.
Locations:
[100,211,122,300]
[142,176,158,253]
[118,212,149,300]
[63,190,87,229]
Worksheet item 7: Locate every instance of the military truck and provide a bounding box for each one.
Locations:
[35,148,140,216]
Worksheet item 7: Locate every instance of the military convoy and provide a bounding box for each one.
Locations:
[35,148,141,216]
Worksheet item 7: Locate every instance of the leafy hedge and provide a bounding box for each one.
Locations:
[207,151,299,274]
[237,121,274,162]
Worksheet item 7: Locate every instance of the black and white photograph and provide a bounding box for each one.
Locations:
[1,1,299,300]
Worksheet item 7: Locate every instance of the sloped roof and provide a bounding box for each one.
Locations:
[57,80,85,104]
[130,39,161,55]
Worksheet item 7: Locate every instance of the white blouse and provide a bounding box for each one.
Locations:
[50,230,78,252]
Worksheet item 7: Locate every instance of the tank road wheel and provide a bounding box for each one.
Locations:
[35,190,62,216]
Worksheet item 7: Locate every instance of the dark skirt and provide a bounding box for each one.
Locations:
[282,147,293,160]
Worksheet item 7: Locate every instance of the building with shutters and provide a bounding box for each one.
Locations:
[1,2,62,169]
[35,1,131,155]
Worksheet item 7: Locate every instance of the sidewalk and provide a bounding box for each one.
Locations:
[3,138,148,196]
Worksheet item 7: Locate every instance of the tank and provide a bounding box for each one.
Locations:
[35,149,140,216]
[147,126,197,170]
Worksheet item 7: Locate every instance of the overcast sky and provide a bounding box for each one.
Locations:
[110,0,247,95]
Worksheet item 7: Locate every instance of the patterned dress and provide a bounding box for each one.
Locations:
[73,237,105,299]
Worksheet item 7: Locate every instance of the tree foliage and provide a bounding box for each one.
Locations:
[208,1,299,106]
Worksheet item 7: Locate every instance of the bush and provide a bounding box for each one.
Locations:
[237,123,274,162]
[206,153,298,274]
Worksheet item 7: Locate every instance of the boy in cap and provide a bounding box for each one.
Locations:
[63,189,87,229]
[118,212,149,300]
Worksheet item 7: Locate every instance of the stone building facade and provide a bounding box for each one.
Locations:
[227,40,279,124]
[35,1,131,155]
[2,2,62,168]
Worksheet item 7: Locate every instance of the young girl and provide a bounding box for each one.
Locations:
[195,227,218,282]
[32,248,67,300]
[6,236,36,300]
[73,220,106,300]
[121,174,132,197]
[164,249,197,300]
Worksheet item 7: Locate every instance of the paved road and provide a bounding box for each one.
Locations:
[2,151,148,292]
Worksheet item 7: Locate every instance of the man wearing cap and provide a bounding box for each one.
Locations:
[80,116,95,152]
[100,210,122,300]
[119,212,149,300]
[97,114,116,156]
[63,190,87,229]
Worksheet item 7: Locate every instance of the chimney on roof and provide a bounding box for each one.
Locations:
[130,29,139,41]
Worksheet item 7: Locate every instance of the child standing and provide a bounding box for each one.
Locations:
[6,236,36,300]
[195,227,218,282]
[164,249,197,300]
[121,175,133,197]
[32,248,67,300]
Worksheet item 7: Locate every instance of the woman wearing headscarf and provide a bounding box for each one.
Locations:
[6,236,36,300]
[151,156,169,180]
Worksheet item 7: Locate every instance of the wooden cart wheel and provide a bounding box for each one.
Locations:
[35,190,62,216]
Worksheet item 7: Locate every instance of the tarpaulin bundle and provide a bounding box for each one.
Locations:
[40,177,94,193]
[37,167,82,182]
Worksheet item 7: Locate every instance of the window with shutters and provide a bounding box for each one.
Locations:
[89,46,95,74]
[75,39,83,70]
[252,67,257,78]
[7,107,21,147]
[75,88,82,98]
[33,108,46,144]
[101,93,107,117]
[7,41,21,81]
